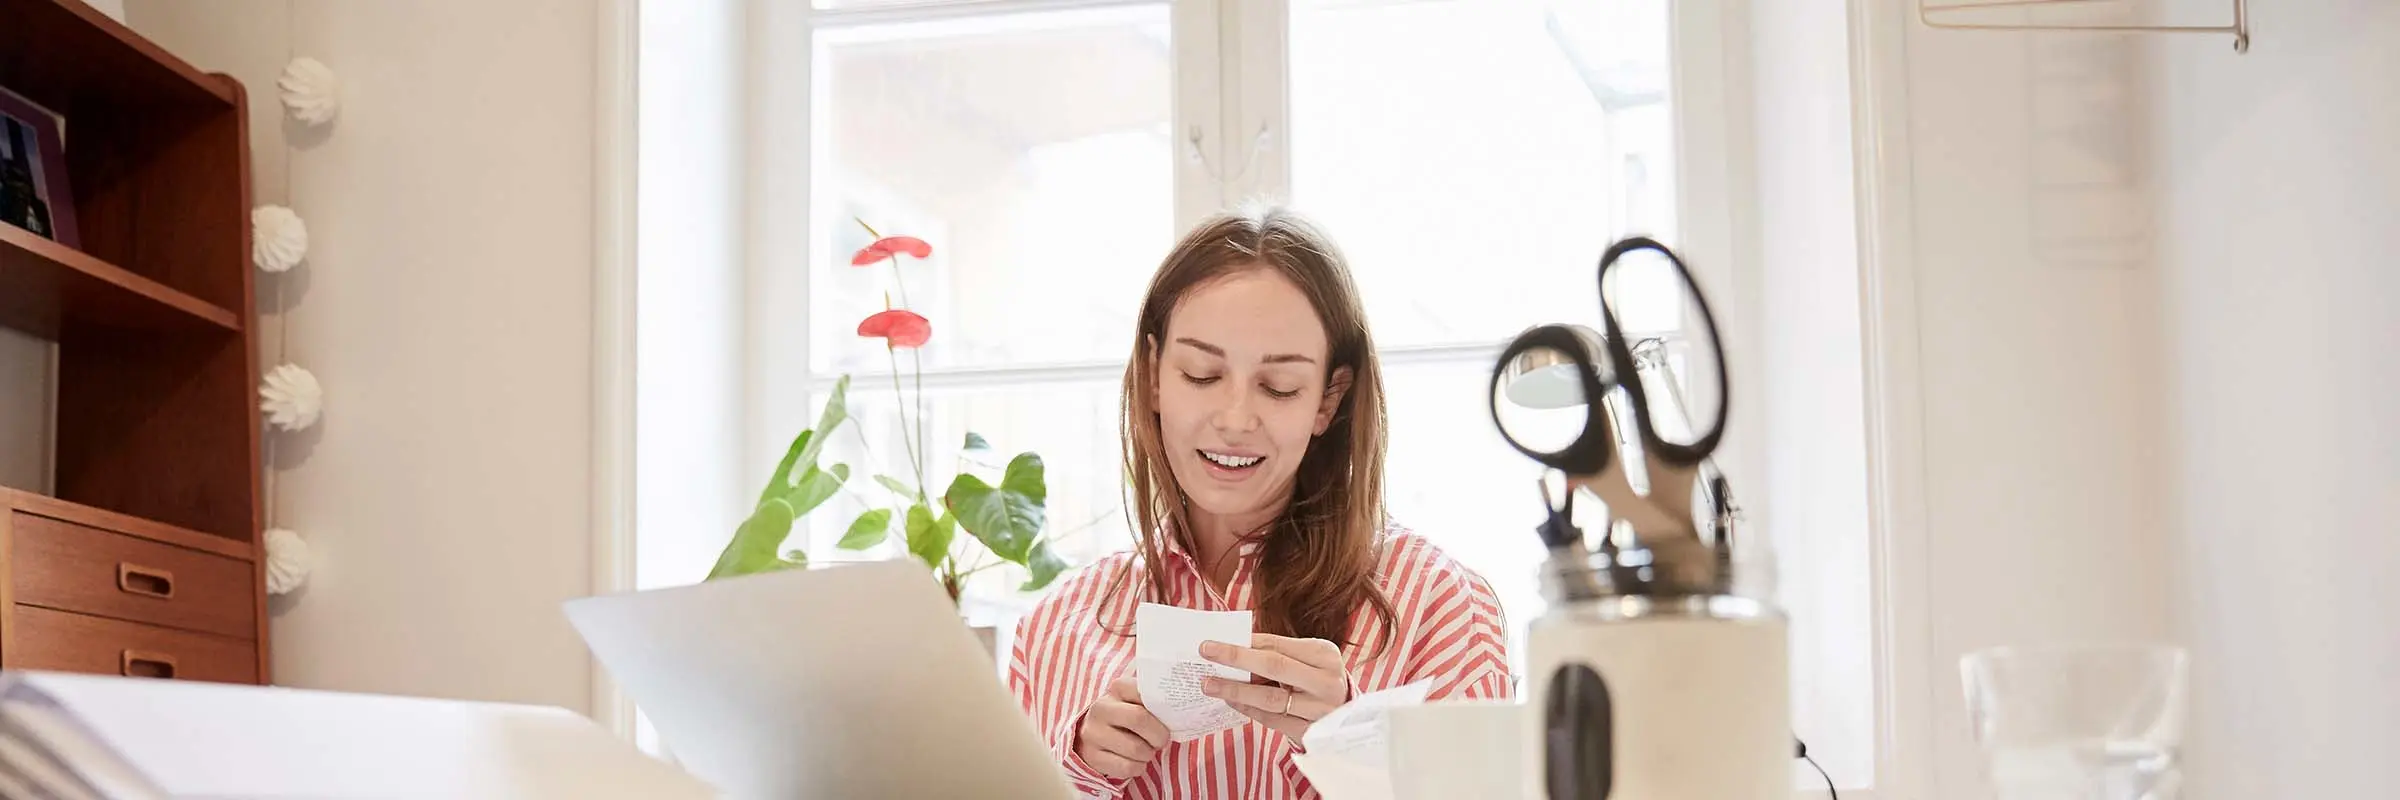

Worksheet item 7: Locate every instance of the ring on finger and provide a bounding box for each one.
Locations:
[1280,688,1295,716]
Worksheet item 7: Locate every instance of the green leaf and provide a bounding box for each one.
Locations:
[757,430,813,508]
[1020,539,1069,591]
[837,508,894,550]
[963,432,991,452]
[783,463,850,519]
[763,374,859,502]
[875,474,916,499]
[904,503,956,568]
[708,498,797,580]
[752,377,851,507]
[945,453,1048,562]
[796,376,851,469]
[782,549,808,564]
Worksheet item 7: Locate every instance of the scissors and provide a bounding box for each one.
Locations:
[1486,236,1731,548]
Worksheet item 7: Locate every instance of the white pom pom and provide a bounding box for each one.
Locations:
[252,205,308,274]
[277,57,342,126]
[264,527,312,595]
[259,363,323,432]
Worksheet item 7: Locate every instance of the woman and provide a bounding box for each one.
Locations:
[1008,207,1512,799]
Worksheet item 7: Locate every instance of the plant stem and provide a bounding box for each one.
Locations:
[954,559,1005,580]
[1054,505,1125,537]
[851,418,880,473]
[888,259,914,310]
[888,259,926,501]
[886,345,926,495]
[912,347,927,491]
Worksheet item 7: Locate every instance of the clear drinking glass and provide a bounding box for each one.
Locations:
[1961,644,2190,800]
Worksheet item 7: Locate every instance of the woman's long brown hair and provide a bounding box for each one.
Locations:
[1105,206,1397,655]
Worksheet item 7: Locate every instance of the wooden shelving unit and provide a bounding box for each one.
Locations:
[0,0,270,684]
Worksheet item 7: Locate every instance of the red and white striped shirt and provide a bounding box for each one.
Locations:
[1008,525,1513,799]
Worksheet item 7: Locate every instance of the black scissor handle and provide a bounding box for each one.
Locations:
[1489,323,1617,475]
[1596,236,1730,466]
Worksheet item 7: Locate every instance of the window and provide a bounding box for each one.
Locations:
[633,0,1876,791]
[790,0,1710,656]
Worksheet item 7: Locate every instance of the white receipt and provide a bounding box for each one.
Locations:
[1134,603,1253,742]
[1299,679,1433,766]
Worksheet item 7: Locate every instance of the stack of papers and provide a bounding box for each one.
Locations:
[0,671,714,799]
[0,673,164,799]
[1288,680,1434,800]
[1133,603,1254,742]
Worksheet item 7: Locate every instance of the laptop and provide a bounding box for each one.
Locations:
[564,559,1076,799]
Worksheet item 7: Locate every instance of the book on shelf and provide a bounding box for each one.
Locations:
[0,84,77,248]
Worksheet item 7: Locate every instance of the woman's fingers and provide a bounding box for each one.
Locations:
[1229,703,1309,740]
[1199,677,1333,721]
[1095,697,1171,749]
[1249,634,1345,670]
[1079,675,1172,780]
[1199,676,1286,709]
[1199,640,1346,700]
[1199,641,1316,689]
[1082,748,1142,780]
[1084,722,1157,762]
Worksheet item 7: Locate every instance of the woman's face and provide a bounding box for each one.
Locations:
[1151,268,1351,531]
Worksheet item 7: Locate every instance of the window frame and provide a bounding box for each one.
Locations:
[600,0,1926,795]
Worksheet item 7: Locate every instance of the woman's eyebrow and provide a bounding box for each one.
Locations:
[1172,337,1224,357]
[1173,337,1318,365]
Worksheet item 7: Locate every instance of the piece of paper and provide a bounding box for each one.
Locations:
[1134,603,1253,742]
[1300,679,1434,767]
[1290,752,1392,800]
[0,672,715,800]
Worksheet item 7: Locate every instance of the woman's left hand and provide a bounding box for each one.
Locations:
[1198,634,1351,741]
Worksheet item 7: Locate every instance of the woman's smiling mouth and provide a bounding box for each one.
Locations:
[1199,450,1264,475]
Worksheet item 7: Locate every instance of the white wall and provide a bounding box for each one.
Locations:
[125,0,600,712]
[1869,0,2182,795]
[1872,0,2400,796]
[72,0,122,21]
[2152,3,2400,796]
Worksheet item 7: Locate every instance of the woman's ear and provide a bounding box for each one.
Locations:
[1315,366,1353,435]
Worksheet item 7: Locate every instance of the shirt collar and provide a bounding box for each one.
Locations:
[1158,531,1263,571]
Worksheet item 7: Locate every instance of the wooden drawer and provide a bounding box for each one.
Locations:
[10,606,258,684]
[9,511,257,639]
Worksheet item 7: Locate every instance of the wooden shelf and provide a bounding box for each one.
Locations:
[0,0,237,117]
[0,224,241,337]
[0,486,254,562]
[2,0,269,684]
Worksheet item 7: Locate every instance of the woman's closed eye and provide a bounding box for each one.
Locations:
[1181,372,1222,386]
[1262,384,1301,400]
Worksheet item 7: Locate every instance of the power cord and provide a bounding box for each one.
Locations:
[1795,739,1838,799]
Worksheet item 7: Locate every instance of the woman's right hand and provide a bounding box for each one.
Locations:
[1076,676,1171,780]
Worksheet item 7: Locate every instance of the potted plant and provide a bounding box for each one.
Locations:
[704,226,1071,630]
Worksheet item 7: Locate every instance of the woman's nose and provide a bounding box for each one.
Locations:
[1210,386,1260,433]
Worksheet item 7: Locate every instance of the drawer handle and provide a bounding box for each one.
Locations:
[120,650,178,679]
[117,563,176,599]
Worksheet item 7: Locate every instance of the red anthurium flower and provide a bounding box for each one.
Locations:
[850,235,933,266]
[857,309,932,349]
